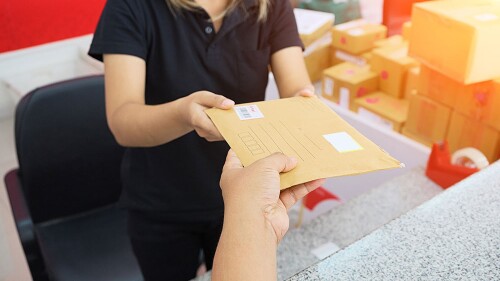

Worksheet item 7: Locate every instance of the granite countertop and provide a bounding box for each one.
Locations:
[192,166,442,281]
[288,161,500,281]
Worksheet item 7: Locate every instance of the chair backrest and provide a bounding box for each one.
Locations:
[14,75,124,223]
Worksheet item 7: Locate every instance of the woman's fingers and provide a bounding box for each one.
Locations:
[193,91,234,109]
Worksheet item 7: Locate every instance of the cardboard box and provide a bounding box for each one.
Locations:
[354,92,409,132]
[454,78,500,131]
[294,8,335,48]
[446,111,500,163]
[305,43,333,82]
[330,47,371,66]
[371,43,419,98]
[322,62,378,110]
[401,126,433,147]
[409,0,500,84]
[404,66,420,100]
[374,35,405,49]
[402,21,412,41]
[418,64,495,108]
[405,94,452,143]
[331,20,387,54]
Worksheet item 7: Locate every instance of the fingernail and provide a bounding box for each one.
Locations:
[290,156,298,164]
[221,99,235,107]
[304,89,314,94]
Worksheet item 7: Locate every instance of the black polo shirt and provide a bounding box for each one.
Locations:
[89,0,302,220]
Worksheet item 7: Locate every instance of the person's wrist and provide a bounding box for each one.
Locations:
[172,95,194,130]
[223,195,262,216]
[225,196,281,241]
[224,202,279,244]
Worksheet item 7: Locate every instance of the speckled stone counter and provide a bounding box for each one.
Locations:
[288,161,500,281]
[191,166,442,281]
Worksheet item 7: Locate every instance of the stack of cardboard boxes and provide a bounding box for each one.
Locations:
[295,9,335,82]
[406,0,500,163]
[315,0,500,163]
[322,19,416,133]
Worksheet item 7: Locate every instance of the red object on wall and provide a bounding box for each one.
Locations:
[425,141,479,189]
[0,0,106,53]
[382,0,428,36]
[303,187,340,211]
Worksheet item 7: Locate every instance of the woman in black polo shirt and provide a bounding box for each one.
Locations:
[89,0,314,280]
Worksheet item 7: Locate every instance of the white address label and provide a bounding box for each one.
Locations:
[234,105,264,120]
[323,132,363,153]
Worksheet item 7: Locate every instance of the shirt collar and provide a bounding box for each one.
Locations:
[212,0,258,43]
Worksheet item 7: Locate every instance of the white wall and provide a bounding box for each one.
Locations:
[0,35,102,121]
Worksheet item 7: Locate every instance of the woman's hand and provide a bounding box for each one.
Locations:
[179,91,234,142]
[220,150,325,243]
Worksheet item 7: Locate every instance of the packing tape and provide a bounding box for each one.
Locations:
[451,147,489,170]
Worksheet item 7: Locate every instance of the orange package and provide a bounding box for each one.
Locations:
[446,111,500,163]
[454,78,500,131]
[418,64,495,108]
[370,43,419,99]
[373,35,405,49]
[330,46,371,66]
[401,21,412,41]
[322,62,378,110]
[331,20,387,55]
[404,66,420,100]
[409,0,500,84]
[304,43,332,82]
[353,92,409,132]
[405,94,452,143]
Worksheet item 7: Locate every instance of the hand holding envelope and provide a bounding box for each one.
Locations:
[206,96,403,189]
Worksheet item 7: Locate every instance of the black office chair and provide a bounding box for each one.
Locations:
[4,75,143,281]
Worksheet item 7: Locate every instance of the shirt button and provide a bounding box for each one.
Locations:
[205,26,213,34]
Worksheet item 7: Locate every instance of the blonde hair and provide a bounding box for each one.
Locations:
[167,0,269,22]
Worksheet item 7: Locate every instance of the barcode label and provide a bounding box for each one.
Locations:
[235,105,264,120]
